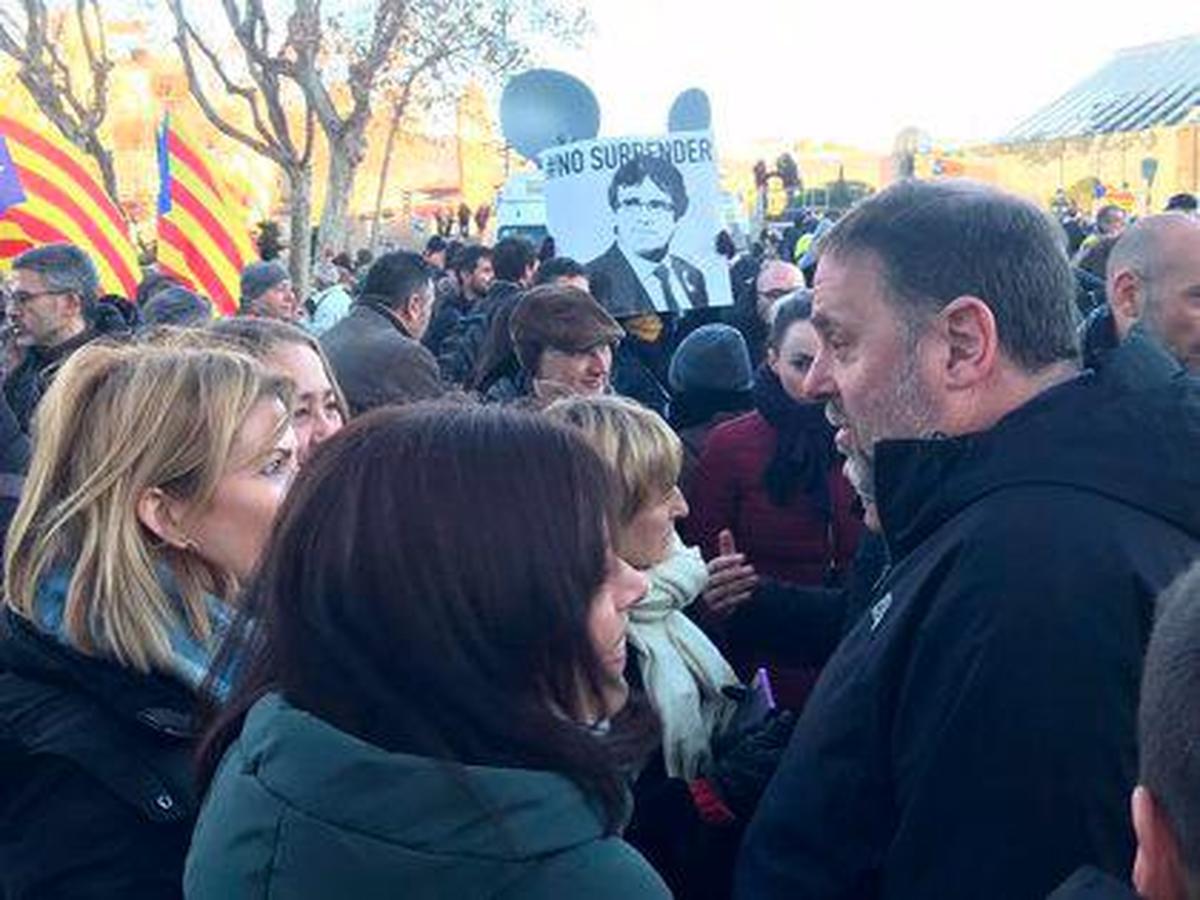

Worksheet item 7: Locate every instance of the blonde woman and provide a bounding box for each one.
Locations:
[547,395,795,900]
[0,340,297,897]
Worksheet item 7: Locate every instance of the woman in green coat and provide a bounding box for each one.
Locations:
[185,404,672,899]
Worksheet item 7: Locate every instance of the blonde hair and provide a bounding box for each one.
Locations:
[545,395,682,524]
[4,340,291,673]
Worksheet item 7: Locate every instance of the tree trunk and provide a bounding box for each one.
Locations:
[287,167,314,303]
[369,104,404,255]
[90,139,122,216]
[318,131,363,256]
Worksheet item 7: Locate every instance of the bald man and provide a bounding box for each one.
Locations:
[1105,214,1200,372]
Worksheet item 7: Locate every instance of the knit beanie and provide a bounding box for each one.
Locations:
[668,323,754,394]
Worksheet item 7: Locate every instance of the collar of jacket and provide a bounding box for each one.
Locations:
[0,606,199,739]
[356,297,415,339]
[25,327,96,371]
[873,331,1199,561]
[232,692,630,858]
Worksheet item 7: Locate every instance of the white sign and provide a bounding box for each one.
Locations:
[539,131,732,318]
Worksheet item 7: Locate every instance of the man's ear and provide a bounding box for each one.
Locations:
[1109,268,1144,339]
[937,296,998,390]
[1133,785,1189,900]
[136,487,191,550]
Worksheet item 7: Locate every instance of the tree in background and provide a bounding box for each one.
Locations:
[366,0,588,253]
[0,0,121,207]
[167,0,318,298]
[289,0,406,256]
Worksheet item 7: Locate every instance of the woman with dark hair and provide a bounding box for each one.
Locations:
[682,292,863,706]
[207,318,348,465]
[185,404,670,899]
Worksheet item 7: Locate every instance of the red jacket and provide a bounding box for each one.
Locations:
[681,411,862,586]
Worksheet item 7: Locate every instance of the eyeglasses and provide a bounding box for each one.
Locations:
[10,289,72,307]
[617,198,675,215]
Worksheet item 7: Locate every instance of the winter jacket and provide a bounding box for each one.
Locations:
[1046,868,1139,899]
[1081,304,1119,371]
[320,300,445,415]
[0,391,28,553]
[0,608,200,899]
[2,328,98,433]
[440,280,524,388]
[423,286,476,381]
[683,409,862,586]
[185,692,670,900]
[736,333,1200,900]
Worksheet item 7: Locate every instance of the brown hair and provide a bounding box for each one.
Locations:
[199,403,657,830]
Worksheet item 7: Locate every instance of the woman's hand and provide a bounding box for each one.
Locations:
[702,530,759,618]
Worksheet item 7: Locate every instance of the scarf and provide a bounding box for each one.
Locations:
[627,535,741,779]
[32,565,234,701]
[752,365,836,515]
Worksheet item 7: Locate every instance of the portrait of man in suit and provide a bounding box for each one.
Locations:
[586,155,709,317]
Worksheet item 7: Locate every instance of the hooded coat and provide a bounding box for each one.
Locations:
[736,333,1200,900]
[185,693,670,900]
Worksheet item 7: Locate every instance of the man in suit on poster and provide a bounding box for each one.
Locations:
[587,155,709,317]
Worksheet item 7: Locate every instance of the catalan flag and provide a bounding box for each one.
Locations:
[156,119,255,317]
[0,112,139,298]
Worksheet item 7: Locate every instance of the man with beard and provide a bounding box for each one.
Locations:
[1092,214,1200,374]
[4,244,103,432]
[735,180,1200,900]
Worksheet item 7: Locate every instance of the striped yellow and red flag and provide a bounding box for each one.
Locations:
[0,112,139,297]
[156,119,255,316]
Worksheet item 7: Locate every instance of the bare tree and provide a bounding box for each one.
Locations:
[0,0,121,206]
[288,0,406,255]
[166,0,318,297]
[366,0,587,252]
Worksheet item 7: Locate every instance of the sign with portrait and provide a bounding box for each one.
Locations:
[538,131,733,318]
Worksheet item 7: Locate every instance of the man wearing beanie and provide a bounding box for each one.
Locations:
[507,285,624,403]
[142,286,213,327]
[240,261,300,322]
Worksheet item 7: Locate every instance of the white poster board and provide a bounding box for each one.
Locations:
[539,131,732,318]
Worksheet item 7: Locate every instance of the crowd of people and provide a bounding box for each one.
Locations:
[0,176,1197,900]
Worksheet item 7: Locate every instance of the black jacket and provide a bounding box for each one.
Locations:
[0,391,28,553]
[423,284,479,383]
[0,608,200,899]
[2,328,97,434]
[441,280,524,389]
[320,300,445,415]
[586,243,709,318]
[1046,868,1139,900]
[736,334,1200,900]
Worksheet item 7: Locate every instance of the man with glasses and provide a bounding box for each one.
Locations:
[4,243,101,432]
[587,155,709,317]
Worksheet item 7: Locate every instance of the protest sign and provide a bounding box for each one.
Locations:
[539,131,732,318]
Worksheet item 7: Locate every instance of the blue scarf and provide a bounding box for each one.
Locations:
[32,566,234,700]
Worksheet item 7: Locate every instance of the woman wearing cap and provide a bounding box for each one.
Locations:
[484,284,624,406]
[0,340,297,896]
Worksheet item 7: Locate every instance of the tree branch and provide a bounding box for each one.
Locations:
[167,0,280,162]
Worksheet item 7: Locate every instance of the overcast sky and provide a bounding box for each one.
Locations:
[537,0,1198,152]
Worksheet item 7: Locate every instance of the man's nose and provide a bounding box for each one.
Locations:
[803,345,836,400]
